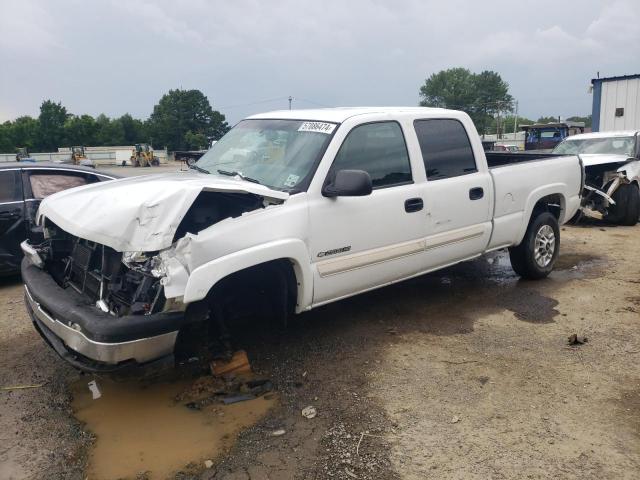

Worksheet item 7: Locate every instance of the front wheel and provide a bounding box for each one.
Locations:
[607,183,640,226]
[509,211,560,279]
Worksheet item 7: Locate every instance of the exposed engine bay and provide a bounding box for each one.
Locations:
[580,160,638,222]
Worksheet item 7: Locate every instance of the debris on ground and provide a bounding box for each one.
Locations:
[210,350,251,377]
[270,429,286,437]
[568,334,588,346]
[301,406,317,419]
[222,394,255,405]
[345,467,358,478]
[0,383,44,391]
[204,460,214,469]
[178,374,274,409]
[450,415,460,424]
[87,380,102,400]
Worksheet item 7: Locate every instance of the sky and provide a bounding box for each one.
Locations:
[1,0,639,126]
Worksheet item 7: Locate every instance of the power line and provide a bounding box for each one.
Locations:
[217,96,290,110]
[218,95,333,111]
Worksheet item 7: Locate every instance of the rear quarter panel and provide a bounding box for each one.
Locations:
[488,156,582,249]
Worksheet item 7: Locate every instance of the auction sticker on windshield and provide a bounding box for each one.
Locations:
[298,122,337,134]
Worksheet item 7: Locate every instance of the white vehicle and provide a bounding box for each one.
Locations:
[21,107,583,372]
[552,131,640,225]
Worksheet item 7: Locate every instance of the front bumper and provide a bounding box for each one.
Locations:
[22,258,184,372]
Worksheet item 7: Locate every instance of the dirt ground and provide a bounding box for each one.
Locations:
[1,224,639,479]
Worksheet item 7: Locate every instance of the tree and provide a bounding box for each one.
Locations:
[184,130,208,150]
[118,113,147,144]
[94,114,125,146]
[419,68,476,111]
[38,100,68,151]
[64,114,98,146]
[419,68,513,135]
[9,116,40,150]
[487,115,534,134]
[471,70,513,136]
[536,116,560,124]
[148,89,229,150]
[0,122,13,153]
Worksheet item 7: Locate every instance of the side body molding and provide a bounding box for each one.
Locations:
[182,239,313,312]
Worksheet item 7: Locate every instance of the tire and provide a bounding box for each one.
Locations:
[607,183,640,226]
[509,211,560,279]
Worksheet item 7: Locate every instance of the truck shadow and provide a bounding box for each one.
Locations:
[230,249,607,353]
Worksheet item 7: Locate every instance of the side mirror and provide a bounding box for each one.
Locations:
[322,169,373,198]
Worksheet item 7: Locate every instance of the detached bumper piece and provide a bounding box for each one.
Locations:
[22,259,183,372]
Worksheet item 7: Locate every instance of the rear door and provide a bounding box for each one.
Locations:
[0,169,26,274]
[413,118,492,267]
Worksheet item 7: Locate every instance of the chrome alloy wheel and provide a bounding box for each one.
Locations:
[534,224,555,268]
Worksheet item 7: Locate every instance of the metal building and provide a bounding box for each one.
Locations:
[591,74,640,132]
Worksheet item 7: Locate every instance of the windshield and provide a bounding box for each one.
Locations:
[195,119,337,192]
[552,136,635,156]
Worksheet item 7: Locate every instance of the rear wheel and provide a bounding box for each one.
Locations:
[509,211,560,279]
[607,183,640,226]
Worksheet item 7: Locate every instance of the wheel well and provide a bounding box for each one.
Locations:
[532,194,563,220]
[207,259,298,316]
[174,259,298,363]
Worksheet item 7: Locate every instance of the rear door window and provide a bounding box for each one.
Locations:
[330,121,412,188]
[0,171,22,203]
[27,172,89,199]
[414,119,477,180]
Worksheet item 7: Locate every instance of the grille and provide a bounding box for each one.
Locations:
[56,234,164,316]
[67,240,102,301]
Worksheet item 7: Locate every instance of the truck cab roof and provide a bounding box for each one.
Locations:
[248,106,462,123]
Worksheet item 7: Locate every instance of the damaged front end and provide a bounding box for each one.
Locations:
[39,223,168,317]
[21,175,288,371]
[578,157,640,222]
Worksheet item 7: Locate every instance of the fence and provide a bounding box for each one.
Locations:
[0,148,169,165]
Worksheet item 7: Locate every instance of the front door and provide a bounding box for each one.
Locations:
[0,170,26,274]
[309,121,427,305]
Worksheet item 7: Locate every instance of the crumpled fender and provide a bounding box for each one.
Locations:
[181,238,313,312]
[617,159,640,183]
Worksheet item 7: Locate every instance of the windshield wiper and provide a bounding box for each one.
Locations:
[217,169,261,185]
[189,164,210,174]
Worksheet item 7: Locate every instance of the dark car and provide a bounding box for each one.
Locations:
[0,163,117,276]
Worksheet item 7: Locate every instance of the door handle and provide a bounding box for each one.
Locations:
[404,197,424,213]
[469,187,484,200]
[0,212,19,220]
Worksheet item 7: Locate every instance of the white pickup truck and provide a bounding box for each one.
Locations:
[21,107,583,372]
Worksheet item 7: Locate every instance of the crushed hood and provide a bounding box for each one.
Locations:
[580,154,634,167]
[38,171,289,252]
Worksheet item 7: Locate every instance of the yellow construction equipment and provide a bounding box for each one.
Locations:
[70,146,87,165]
[130,143,160,167]
[15,147,30,162]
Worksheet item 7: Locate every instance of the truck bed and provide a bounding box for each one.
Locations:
[486,152,566,168]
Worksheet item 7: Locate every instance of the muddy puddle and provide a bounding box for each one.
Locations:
[72,375,276,480]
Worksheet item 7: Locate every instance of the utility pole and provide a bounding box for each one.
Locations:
[513,100,519,137]
[288,96,293,110]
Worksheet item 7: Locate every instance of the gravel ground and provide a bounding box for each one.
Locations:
[1,224,639,479]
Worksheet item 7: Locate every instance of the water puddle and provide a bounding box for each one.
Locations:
[72,375,276,480]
